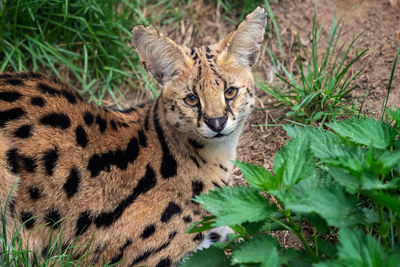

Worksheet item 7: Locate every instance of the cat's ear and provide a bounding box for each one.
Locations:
[132,26,189,85]
[218,7,267,67]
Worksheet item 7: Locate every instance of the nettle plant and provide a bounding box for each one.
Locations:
[181,111,400,267]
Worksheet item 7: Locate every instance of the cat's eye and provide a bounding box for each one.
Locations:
[224,87,239,100]
[184,93,199,107]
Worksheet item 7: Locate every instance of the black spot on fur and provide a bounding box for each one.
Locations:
[140,224,156,239]
[212,182,222,189]
[119,107,136,114]
[84,112,94,126]
[64,167,80,198]
[188,138,204,149]
[37,83,77,104]
[75,125,88,148]
[21,211,35,229]
[183,215,192,223]
[190,156,200,168]
[192,180,204,198]
[161,201,182,223]
[131,250,152,266]
[219,164,228,172]
[0,108,26,127]
[95,115,107,133]
[169,231,177,240]
[29,186,42,200]
[144,106,151,131]
[110,239,132,264]
[138,130,147,147]
[8,196,16,218]
[94,164,157,227]
[0,73,12,79]
[15,72,43,80]
[41,246,49,258]
[42,149,58,176]
[46,209,62,228]
[6,148,20,173]
[6,148,36,173]
[31,96,45,107]
[40,113,71,130]
[110,120,117,130]
[155,258,172,267]
[88,137,139,177]
[154,99,177,179]
[76,211,92,236]
[205,46,211,53]
[0,91,22,102]
[5,79,24,86]
[14,124,32,139]
[193,232,204,241]
[22,155,36,173]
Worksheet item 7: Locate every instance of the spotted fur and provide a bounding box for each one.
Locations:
[0,7,266,267]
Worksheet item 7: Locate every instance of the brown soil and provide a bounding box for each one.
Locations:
[109,0,400,249]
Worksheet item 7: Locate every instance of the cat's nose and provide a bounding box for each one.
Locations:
[205,116,227,132]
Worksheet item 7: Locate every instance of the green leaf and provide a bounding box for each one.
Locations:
[387,107,400,125]
[315,228,386,267]
[362,207,380,224]
[231,235,279,266]
[186,216,215,233]
[285,179,364,228]
[304,213,330,234]
[195,186,276,226]
[327,118,395,149]
[282,133,315,187]
[317,238,338,258]
[234,161,281,191]
[284,125,342,159]
[179,247,233,267]
[386,246,400,267]
[364,191,400,213]
[326,166,360,193]
[360,173,400,191]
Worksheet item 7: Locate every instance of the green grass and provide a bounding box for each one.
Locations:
[260,4,367,126]
[0,0,202,107]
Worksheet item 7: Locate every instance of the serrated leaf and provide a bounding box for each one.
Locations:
[234,161,281,191]
[284,125,342,159]
[326,166,360,193]
[179,247,232,267]
[314,228,386,267]
[360,173,400,191]
[282,133,315,187]
[195,186,275,226]
[327,118,395,149]
[365,191,400,213]
[285,179,364,228]
[232,235,279,266]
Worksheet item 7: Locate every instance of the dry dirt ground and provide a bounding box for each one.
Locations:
[113,0,400,248]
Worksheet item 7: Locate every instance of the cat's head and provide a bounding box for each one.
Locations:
[132,7,266,142]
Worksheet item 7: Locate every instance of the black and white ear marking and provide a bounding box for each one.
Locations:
[195,226,234,251]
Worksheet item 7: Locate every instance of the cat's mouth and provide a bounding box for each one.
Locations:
[197,130,234,140]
